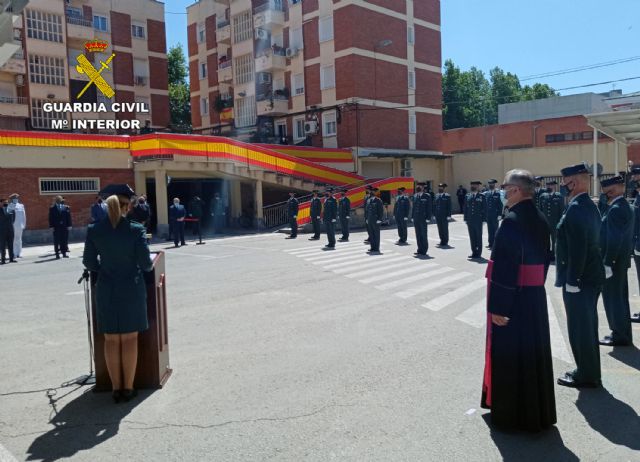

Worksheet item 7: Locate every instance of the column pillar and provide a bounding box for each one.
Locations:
[230,180,242,220]
[593,128,598,197]
[255,180,263,218]
[615,141,620,174]
[154,168,169,235]
[134,169,147,197]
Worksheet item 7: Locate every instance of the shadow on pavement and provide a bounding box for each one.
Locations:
[576,388,640,451]
[483,414,578,461]
[608,345,640,371]
[26,388,151,461]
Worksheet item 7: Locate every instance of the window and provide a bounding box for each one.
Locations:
[134,59,148,85]
[275,120,287,138]
[319,16,334,42]
[40,178,99,194]
[197,22,205,43]
[232,11,252,44]
[93,14,108,32]
[66,7,82,19]
[234,54,254,84]
[323,111,337,137]
[320,65,335,90]
[408,70,415,89]
[31,99,67,129]
[407,26,415,45]
[29,55,65,86]
[235,95,256,128]
[409,112,417,134]
[200,62,208,79]
[290,27,303,50]
[201,97,209,115]
[292,73,304,95]
[132,22,145,39]
[294,117,305,140]
[26,10,63,43]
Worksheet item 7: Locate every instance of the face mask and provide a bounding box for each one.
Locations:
[174,202,179,206]
[438,189,444,193]
[489,185,495,190]
[11,198,17,204]
[559,185,569,197]
[471,187,477,193]
[2,204,7,208]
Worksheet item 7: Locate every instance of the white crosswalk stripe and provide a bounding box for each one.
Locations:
[288,247,362,258]
[287,242,362,255]
[331,255,407,273]
[359,263,439,284]
[378,267,454,290]
[422,278,486,311]
[311,252,387,266]
[347,260,427,279]
[396,272,471,299]
[305,248,369,262]
[455,299,487,328]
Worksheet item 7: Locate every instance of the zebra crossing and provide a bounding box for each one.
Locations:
[283,242,573,364]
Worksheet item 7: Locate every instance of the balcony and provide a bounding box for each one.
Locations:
[253,2,285,28]
[0,95,28,118]
[217,60,233,83]
[256,92,288,116]
[0,53,25,74]
[216,22,231,44]
[66,16,94,40]
[255,49,286,73]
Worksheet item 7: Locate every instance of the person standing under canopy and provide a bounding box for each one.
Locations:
[481,169,556,432]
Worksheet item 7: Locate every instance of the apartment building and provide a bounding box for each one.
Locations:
[187,0,444,181]
[0,0,169,132]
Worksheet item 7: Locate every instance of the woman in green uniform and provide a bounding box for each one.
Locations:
[83,185,153,403]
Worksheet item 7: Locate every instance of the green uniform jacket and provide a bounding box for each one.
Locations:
[83,218,154,334]
[464,192,485,223]
[366,196,384,221]
[323,197,337,221]
[539,191,564,228]
[338,197,351,219]
[600,196,633,269]
[555,193,605,288]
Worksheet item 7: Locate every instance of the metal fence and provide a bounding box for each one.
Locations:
[263,202,289,228]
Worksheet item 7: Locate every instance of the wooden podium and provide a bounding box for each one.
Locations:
[91,251,172,391]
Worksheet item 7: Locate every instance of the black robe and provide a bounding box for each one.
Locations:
[481,199,556,432]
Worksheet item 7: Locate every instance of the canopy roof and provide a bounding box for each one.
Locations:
[585,109,640,145]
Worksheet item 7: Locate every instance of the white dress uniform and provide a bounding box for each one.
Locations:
[10,202,26,258]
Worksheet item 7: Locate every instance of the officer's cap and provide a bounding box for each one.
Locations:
[439,183,448,188]
[371,187,380,192]
[289,191,296,194]
[100,184,135,199]
[630,166,640,175]
[487,179,498,184]
[546,180,558,186]
[398,187,406,192]
[325,187,334,193]
[560,162,589,177]
[600,175,625,187]
[470,181,482,185]
[534,176,544,181]
[312,189,320,194]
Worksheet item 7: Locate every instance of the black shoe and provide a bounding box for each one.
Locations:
[599,336,630,347]
[557,375,600,389]
[62,254,69,258]
[0,261,4,265]
[364,240,370,244]
[9,259,17,263]
[324,245,335,249]
[174,244,179,248]
[286,236,297,239]
[309,237,320,241]
[112,390,122,403]
[181,243,187,246]
[121,389,138,402]
[631,313,640,323]
[55,254,60,259]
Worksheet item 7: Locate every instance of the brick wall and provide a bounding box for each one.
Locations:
[147,19,167,53]
[304,63,321,106]
[337,104,409,149]
[148,57,168,90]
[415,69,441,109]
[303,18,319,60]
[336,55,407,105]
[151,94,170,127]
[302,0,318,15]
[110,12,132,48]
[0,168,134,230]
[113,52,133,86]
[416,112,443,152]
[629,144,640,165]
[205,14,217,50]
[187,23,198,57]
[189,60,200,92]
[207,53,218,87]
[209,90,221,126]
[364,0,406,14]
[414,25,441,68]
[82,5,92,22]
[414,0,440,25]
[191,95,202,127]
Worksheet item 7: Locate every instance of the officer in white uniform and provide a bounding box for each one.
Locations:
[8,193,26,258]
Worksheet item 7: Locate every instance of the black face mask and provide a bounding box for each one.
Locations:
[559,185,570,197]
[438,189,444,193]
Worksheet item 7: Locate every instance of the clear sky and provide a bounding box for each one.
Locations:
[166,0,640,96]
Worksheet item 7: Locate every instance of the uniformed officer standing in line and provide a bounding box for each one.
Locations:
[286,192,299,239]
[597,190,609,217]
[309,190,322,241]
[363,187,372,245]
[464,181,485,259]
[598,175,634,346]
[555,162,604,388]
[434,183,451,247]
[534,176,545,209]
[338,189,351,242]
[539,180,564,261]
[412,182,432,256]
[630,167,640,323]
[366,187,384,254]
[393,187,411,244]
[323,188,338,249]
[483,179,502,250]
[49,195,72,259]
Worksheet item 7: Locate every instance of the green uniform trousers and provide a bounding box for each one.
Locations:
[602,266,633,344]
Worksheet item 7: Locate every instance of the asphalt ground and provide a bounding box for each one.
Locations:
[1,216,640,461]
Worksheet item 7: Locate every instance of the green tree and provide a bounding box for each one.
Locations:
[522,82,558,101]
[488,67,522,124]
[167,44,191,132]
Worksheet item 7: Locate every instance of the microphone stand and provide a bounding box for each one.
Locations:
[74,269,96,385]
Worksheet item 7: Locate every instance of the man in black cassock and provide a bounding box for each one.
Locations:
[481,169,556,432]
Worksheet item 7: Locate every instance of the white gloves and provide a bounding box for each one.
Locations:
[635,249,640,256]
[605,265,613,279]
[316,216,320,219]
[293,215,297,219]
[376,220,382,224]
[346,216,350,219]
[565,284,581,293]
[331,219,336,223]
[404,217,408,221]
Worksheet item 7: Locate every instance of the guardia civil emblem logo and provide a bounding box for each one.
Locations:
[75,40,116,99]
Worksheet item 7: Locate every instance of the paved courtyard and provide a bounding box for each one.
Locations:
[1,217,640,461]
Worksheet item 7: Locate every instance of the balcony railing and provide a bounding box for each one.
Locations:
[0,96,27,105]
[66,16,92,28]
[254,1,285,14]
[218,60,232,69]
[217,19,230,28]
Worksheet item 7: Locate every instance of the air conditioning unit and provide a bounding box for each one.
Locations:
[255,28,268,40]
[401,159,412,170]
[285,47,299,58]
[304,120,318,135]
[259,73,271,84]
[15,74,24,86]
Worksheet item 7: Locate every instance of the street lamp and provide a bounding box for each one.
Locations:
[373,39,392,106]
